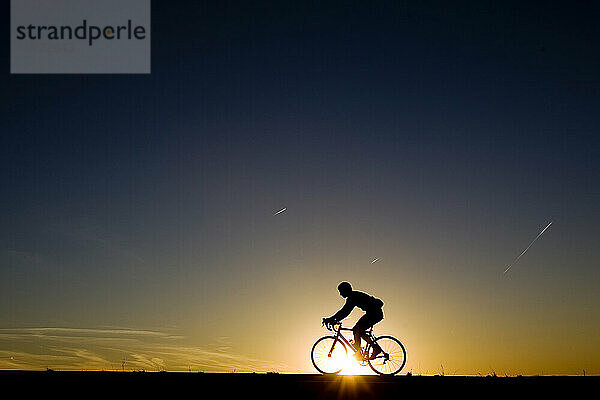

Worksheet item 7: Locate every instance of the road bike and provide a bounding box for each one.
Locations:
[311,321,407,375]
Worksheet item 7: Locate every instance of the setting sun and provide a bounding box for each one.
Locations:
[340,357,375,376]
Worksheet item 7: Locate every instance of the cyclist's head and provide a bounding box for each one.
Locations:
[337,281,352,297]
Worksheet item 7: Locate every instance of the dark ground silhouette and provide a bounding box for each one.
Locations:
[1,371,597,399]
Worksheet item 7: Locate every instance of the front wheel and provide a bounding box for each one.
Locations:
[367,335,406,375]
[311,336,348,374]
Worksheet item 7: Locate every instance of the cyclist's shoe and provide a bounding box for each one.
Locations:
[368,345,383,360]
[354,352,365,362]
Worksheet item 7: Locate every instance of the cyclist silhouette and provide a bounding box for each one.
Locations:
[323,282,384,360]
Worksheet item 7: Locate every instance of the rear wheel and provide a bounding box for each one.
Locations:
[367,335,406,375]
[311,336,348,374]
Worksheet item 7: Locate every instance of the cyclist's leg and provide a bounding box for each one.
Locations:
[352,314,370,351]
[353,310,382,347]
[360,309,384,358]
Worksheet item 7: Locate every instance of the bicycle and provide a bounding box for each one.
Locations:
[311,320,407,375]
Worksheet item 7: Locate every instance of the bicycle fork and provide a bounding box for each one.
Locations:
[328,330,342,357]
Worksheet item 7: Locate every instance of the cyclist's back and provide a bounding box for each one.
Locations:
[344,290,384,313]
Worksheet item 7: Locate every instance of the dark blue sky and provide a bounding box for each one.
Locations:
[1,1,599,373]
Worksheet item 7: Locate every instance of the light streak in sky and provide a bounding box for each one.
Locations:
[273,207,287,216]
[371,258,380,264]
[504,221,553,275]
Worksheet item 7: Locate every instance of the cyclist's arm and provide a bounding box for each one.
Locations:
[329,299,354,322]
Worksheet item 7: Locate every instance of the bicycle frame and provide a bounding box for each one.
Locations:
[326,323,375,359]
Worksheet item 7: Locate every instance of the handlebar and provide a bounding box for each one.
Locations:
[322,319,342,331]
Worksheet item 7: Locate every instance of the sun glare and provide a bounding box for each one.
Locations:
[339,354,375,375]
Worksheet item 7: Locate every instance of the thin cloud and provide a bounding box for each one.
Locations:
[0,327,181,338]
[51,222,147,264]
[0,327,287,372]
[1,249,45,265]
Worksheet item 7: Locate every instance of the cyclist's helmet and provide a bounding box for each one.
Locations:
[337,281,352,297]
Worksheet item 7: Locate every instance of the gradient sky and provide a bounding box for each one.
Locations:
[1,1,599,375]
